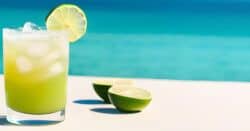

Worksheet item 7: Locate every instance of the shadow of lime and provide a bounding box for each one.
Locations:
[90,107,139,115]
[73,99,105,105]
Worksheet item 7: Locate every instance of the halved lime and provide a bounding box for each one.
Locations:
[108,86,152,112]
[92,79,134,103]
[46,4,87,42]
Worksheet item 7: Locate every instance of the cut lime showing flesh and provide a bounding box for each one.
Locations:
[108,86,152,112]
[46,4,87,42]
[92,79,134,103]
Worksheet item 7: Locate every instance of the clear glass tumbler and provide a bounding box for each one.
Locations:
[3,28,69,125]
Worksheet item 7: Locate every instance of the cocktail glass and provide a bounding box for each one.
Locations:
[3,25,69,125]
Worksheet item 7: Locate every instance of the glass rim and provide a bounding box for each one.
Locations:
[3,27,69,40]
[3,27,68,33]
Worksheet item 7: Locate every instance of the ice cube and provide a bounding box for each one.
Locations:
[16,56,33,73]
[27,42,49,58]
[22,22,40,32]
[48,62,63,76]
[42,52,61,64]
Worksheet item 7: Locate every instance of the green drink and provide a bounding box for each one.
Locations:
[3,24,69,124]
[3,4,87,125]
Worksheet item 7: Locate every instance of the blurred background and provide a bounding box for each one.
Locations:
[1,0,250,81]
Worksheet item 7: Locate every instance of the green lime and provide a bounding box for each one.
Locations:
[46,4,87,42]
[108,86,152,112]
[92,79,134,103]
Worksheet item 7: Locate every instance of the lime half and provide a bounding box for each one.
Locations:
[108,86,152,112]
[46,4,87,42]
[92,79,134,103]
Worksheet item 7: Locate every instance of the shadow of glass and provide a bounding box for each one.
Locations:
[0,115,12,126]
[17,120,61,126]
[0,115,62,126]
[90,107,138,115]
[73,99,104,105]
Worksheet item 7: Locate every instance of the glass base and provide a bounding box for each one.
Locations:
[6,107,65,125]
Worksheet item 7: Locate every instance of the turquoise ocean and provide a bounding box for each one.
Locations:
[1,0,250,81]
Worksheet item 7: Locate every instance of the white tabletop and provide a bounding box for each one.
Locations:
[1,75,250,130]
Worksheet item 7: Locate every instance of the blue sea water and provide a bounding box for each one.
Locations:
[1,0,250,81]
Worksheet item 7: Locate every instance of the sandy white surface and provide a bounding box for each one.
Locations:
[1,75,250,130]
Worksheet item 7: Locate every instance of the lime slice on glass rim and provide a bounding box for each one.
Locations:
[93,79,134,103]
[46,4,87,42]
[108,86,152,112]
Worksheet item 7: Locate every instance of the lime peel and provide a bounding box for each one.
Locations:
[108,86,152,112]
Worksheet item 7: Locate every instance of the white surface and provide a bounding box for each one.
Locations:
[1,75,250,130]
